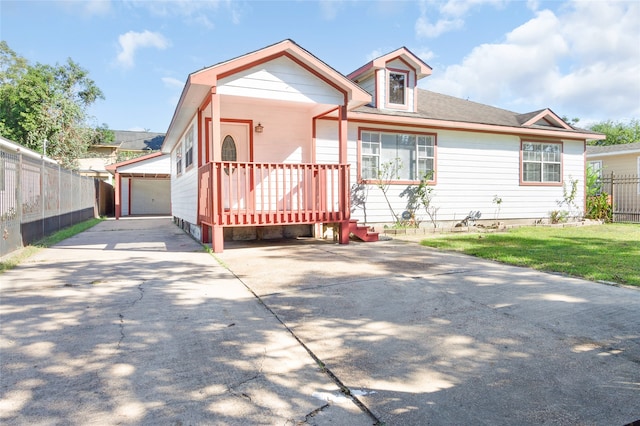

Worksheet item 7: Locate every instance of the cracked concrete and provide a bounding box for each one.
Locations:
[2,217,638,425]
[1,218,373,425]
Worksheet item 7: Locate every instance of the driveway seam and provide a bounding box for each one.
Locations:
[216,255,383,426]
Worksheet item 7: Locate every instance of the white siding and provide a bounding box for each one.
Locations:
[340,124,586,225]
[119,155,170,174]
[218,56,343,105]
[170,116,199,225]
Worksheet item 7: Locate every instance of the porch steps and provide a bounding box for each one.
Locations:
[349,219,379,242]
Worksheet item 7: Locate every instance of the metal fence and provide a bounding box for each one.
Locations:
[600,173,640,223]
[1,142,98,257]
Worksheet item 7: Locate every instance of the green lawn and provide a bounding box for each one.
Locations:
[420,224,640,286]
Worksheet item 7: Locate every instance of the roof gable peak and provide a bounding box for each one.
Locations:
[518,108,573,130]
[348,47,432,82]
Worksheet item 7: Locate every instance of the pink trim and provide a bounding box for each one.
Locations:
[357,126,437,185]
[522,109,573,130]
[519,139,564,187]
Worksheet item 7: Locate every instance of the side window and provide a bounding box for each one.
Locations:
[176,143,182,175]
[185,125,194,168]
[521,141,562,184]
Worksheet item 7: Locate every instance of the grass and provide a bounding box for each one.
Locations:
[0,217,103,273]
[420,224,640,286]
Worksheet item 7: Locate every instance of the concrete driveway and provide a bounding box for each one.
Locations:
[1,218,639,425]
[216,236,640,425]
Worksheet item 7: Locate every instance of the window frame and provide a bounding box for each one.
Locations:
[520,139,563,186]
[184,125,194,169]
[175,143,183,176]
[358,128,436,185]
[387,69,409,108]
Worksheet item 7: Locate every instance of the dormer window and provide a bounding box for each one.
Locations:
[388,71,407,106]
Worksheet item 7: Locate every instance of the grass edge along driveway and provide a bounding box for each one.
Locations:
[420,223,640,287]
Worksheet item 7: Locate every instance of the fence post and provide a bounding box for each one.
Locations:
[610,171,615,222]
[17,150,23,241]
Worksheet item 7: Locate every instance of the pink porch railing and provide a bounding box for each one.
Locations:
[198,162,350,227]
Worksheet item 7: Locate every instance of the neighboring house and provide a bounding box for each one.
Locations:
[160,39,604,252]
[586,142,640,222]
[106,152,171,219]
[78,130,165,183]
[586,141,640,177]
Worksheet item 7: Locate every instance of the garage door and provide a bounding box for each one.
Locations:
[131,178,171,215]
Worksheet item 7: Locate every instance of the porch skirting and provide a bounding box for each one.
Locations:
[174,216,313,244]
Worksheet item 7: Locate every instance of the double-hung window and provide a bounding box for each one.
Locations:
[521,141,562,184]
[176,143,183,175]
[361,130,435,182]
[184,125,194,168]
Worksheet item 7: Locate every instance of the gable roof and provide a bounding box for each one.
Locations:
[112,130,165,151]
[587,141,640,157]
[352,89,604,140]
[162,39,371,153]
[348,46,432,82]
[105,151,169,177]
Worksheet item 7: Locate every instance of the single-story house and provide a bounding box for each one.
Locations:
[78,130,165,183]
[160,39,604,252]
[106,152,171,219]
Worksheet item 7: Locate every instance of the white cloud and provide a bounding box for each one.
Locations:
[116,30,170,69]
[416,0,505,38]
[424,1,640,122]
[162,77,184,89]
[82,0,112,16]
[123,0,243,27]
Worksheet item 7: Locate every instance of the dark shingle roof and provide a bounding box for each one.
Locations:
[113,130,165,151]
[586,141,640,155]
[354,89,600,136]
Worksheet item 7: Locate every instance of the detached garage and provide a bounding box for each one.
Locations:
[106,152,171,219]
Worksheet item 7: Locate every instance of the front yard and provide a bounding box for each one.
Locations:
[420,224,640,286]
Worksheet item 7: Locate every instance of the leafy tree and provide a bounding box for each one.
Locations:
[588,119,640,146]
[0,42,105,169]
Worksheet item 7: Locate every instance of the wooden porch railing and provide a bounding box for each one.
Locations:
[198,162,350,227]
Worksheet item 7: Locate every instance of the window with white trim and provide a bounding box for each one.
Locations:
[176,143,182,175]
[388,71,406,105]
[184,125,194,168]
[588,160,602,178]
[521,141,561,183]
[361,130,435,181]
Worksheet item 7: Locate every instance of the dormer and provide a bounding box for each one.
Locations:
[348,47,432,113]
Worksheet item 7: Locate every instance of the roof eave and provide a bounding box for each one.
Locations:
[349,110,606,140]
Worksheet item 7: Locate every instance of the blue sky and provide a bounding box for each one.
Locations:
[1,0,639,133]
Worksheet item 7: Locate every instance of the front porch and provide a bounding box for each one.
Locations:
[198,161,351,252]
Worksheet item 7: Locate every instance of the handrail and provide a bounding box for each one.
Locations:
[198,161,350,227]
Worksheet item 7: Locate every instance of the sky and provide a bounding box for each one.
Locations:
[1,0,639,133]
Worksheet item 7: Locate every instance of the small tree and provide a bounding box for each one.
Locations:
[375,159,402,224]
[400,171,438,228]
[492,195,503,221]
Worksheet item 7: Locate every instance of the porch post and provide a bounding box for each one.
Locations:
[209,85,224,252]
[114,171,121,220]
[338,104,350,245]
